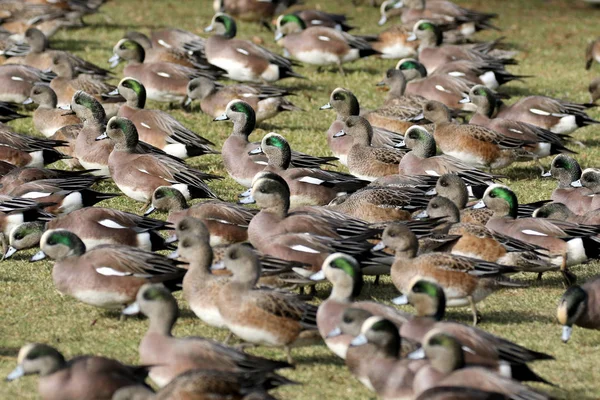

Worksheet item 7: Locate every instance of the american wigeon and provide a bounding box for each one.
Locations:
[216,100,336,187]
[109,38,221,104]
[291,9,354,31]
[423,100,535,170]
[204,13,302,82]
[545,155,599,215]
[28,85,81,138]
[0,166,92,194]
[0,198,54,251]
[0,64,54,104]
[557,275,600,343]
[249,132,368,207]
[477,184,600,283]
[586,36,600,70]
[6,343,149,400]
[275,14,379,75]
[31,229,186,309]
[98,116,220,206]
[533,202,600,225]
[398,125,500,182]
[464,85,574,162]
[433,59,526,90]
[399,279,553,375]
[312,253,411,359]
[111,368,293,400]
[217,243,321,362]
[149,28,205,51]
[124,283,290,387]
[5,206,172,259]
[185,77,301,124]
[396,58,477,111]
[494,95,600,135]
[378,68,428,109]
[335,116,406,181]
[115,77,218,159]
[368,25,419,59]
[408,20,514,73]
[5,27,112,77]
[410,330,553,399]
[320,87,405,165]
[0,123,68,168]
[49,53,123,111]
[124,31,211,69]
[379,222,524,325]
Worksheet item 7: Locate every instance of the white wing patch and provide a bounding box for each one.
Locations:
[137,168,150,174]
[425,170,440,176]
[236,48,250,55]
[448,71,465,77]
[318,36,331,42]
[298,176,325,185]
[435,85,451,93]
[140,122,151,129]
[11,76,24,81]
[96,267,131,276]
[522,229,548,236]
[291,244,320,253]
[98,219,128,229]
[158,39,172,48]
[529,108,550,116]
[21,192,50,199]
[508,128,523,134]
[157,72,171,78]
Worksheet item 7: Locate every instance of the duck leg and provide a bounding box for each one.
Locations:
[467,296,480,326]
[560,254,577,287]
[139,200,151,213]
[285,346,294,364]
[337,61,346,76]
[222,332,233,345]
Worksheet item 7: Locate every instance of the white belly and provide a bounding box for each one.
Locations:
[72,290,132,309]
[226,323,281,346]
[295,50,340,66]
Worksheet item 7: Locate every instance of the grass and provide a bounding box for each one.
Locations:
[2,0,600,398]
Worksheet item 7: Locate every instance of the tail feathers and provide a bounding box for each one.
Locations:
[509,362,556,386]
[278,100,303,112]
[359,48,381,58]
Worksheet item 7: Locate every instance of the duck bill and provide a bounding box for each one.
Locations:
[561,325,572,343]
[107,88,119,96]
[371,241,386,252]
[204,25,214,33]
[95,132,108,141]
[570,180,582,187]
[22,98,33,105]
[248,147,264,155]
[6,365,24,381]
[167,250,179,259]
[326,326,342,338]
[30,250,46,262]
[108,53,121,68]
[392,294,409,305]
[183,96,193,107]
[274,31,283,41]
[425,188,437,195]
[164,234,177,244]
[395,140,406,149]
[414,210,428,219]
[213,113,229,121]
[319,103,332,110]
[239,188,252,198]
[408,113,424,122]
[211,261,226,271]
[541,171,552,177]
[458,95,471,104]
[238,195,255,205]
[378,15,387,26]
[472,200,486,209]
[376,81,387,87]
[407,347,425,360]
[143,205,156,216]
[309,270,325,281]
[333,130,347,138]
[122,302,141,315]
[406,32,417,42]
[350,334,368,347]
[3,246,18,260]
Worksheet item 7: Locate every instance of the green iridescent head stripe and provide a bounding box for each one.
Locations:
[121,78,146,108]
[155,186,180,199]
[142,285,172,301]
[231,100,257,129]
[46,231,74,247]
[265,134,288,150]
[74,91,104,115]
[397,59,428,77]
[412,279,446,320]
[371,318,396,332]
[13,223,42,241]
[120,39,141,51]
[489,186,519,218]
[417,21,442,45]
[280,14,306,29]
[428,331,456,348]
[215,13,237,38]
[331,256,363,298]
[407,126,429,140]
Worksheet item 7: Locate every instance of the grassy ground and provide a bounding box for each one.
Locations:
[2,0,600,398]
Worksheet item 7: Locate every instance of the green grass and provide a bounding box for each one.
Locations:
[2,0,600,398]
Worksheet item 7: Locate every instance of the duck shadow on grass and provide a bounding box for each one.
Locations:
[51,39,102,52]
[292,352,345,366]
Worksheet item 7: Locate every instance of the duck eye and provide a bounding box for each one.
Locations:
[490,192,496,198]
[229,250,239,260]
[432,204,438,209]
[440,180,448,187]
[181,240,190,248]
[14,233,23,240]
[47,237,57,245]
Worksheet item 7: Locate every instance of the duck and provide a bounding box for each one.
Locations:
[185,77,301,124]
[48,53,123,113]
[114,77,218,159]
[0,198,54,249]
[217,243,321,363]
[248,132,368,207]
[311,253,411,359]
[476,184,600,283]
[533,202,600,225]
[407,20,514,74]
[463,85,574,162]
[215,99,336,187]
[0,64,55,104]
[27,85,80,138]
[31,229,186,309]
[274,13,379,75]
[124,283,291,387]
[6,343,149,400]
[0,166,94,194]
[545,155,598,215]
[5,206,172,259]
[377,68,429,109]
[111,368,293,400]
[174,217,229,329]
[213,0,299,23]
[204,13,302,82]
[98,116,220,206]
[109,38,221,104]
[410,330,553,399]
[422,100,535,170]
[320,87,406,165]
[335,116,407,181]
[5,27,112,77]
[396,58,477,111]
[586,36,600,70]
[399,278,554,377]
[557,275,600,343]
[398,125,500,183]
[291,9,354,31]
[494,94,600,135]
[379,222,524,325]
[0,123,68,168]
[366,25,419,59]
[433,59,526,90]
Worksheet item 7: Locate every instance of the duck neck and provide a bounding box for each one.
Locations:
[412,137,436,159]
[187,243,214,277]
[431,346,465,374]
[337,97,360,121]
[329,278,355,303]
[267,148,291,170]
[148,308,177,336]
[232,117,255,139]
[38,356,66,376]
[388,77,407,99]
